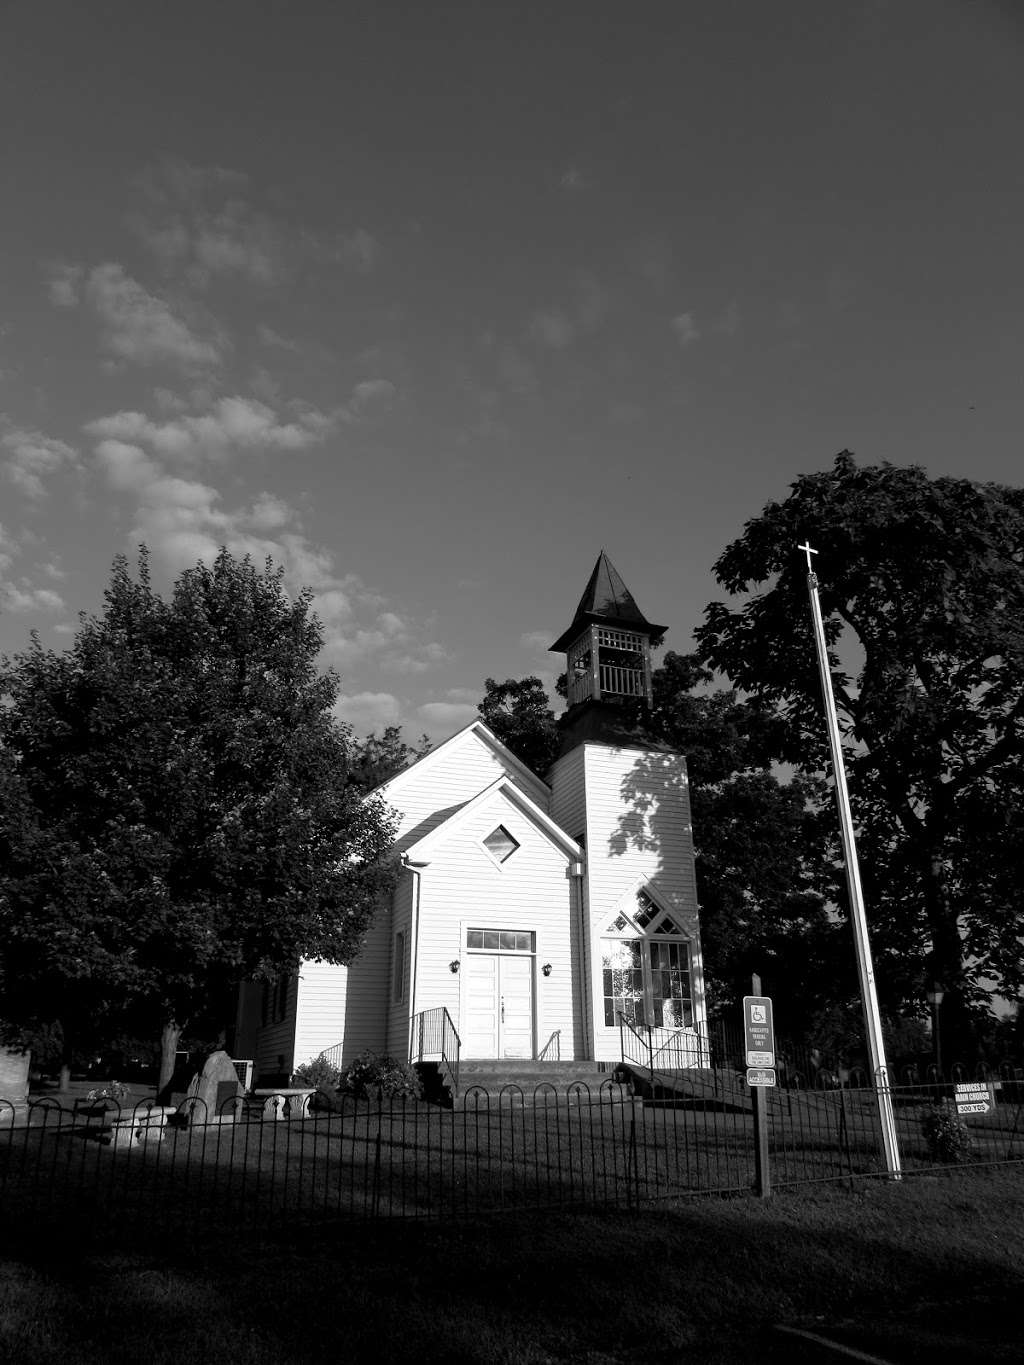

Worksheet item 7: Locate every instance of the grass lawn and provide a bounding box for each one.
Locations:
[2,1166,1023,1364]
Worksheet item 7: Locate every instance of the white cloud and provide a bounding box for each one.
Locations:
[0,522,21,574]
[331,228,379,274]
[84,263,224,370]
[87,395,334,463]
[46,262,83,308]
[133,159,281,288]
[350,379,396,413]
[257,323,299,351]
[334,691,402,732]
[1,427,79,500]
[671,312,700,346]
[381,641,449,674]
[530,309,575,350]
[1,582,66,614]
[520,630,553,652]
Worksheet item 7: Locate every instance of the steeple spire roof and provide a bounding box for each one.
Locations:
[550,551,667,653]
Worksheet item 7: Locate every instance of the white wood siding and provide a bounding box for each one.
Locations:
[290,904,392,1070]
[549,746,587,843]
[580,743,706,1062]
[255,978,298,1082]
[412,789,583,1059]
[385,872,415,1056]
[381,729,551,856]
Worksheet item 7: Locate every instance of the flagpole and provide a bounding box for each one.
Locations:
[798,542,902,1178]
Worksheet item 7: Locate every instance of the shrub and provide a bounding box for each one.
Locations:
[292,1054,344,1092]
[343,1050,422,1099]
[921,1101,974,1164]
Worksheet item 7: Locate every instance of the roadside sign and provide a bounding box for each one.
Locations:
[955,1082,993,1116]
[743,995,776,1068]
[747,1068,776,1087]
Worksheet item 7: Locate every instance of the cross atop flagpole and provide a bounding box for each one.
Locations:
[797,541,818,576]
[797,543,902,1178]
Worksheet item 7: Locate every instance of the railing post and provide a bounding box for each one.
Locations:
[418,1010,425,1064]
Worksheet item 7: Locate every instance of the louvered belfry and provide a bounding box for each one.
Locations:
[550,552,666,709]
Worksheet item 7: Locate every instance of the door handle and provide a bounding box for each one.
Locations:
[501,998,505,1023]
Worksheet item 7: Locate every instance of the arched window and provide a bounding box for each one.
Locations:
[601,888,693,1029]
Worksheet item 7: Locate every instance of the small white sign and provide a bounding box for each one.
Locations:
[746,1068,776,1087]
[747,1051,775,1068]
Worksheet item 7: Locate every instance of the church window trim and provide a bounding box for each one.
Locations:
[481,823,521,867]
[602,885,693,1031]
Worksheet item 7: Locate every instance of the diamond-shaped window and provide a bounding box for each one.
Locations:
[483,825,520,863]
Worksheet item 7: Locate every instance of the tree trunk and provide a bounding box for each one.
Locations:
[58,1063,71,1093]
[157,1021,182,1103]
[923,852,974,1068]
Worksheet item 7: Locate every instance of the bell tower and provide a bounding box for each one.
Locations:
[550,551,667,749]
[548,553,706,1065]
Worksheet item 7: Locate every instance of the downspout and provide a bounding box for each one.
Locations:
[571,858,591,1060]
[403,856,424,1062]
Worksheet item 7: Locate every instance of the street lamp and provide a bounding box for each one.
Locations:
[926,981,945,1079]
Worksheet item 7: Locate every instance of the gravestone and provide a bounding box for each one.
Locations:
[184,1050,243,1124]
[0,1049,30,1126]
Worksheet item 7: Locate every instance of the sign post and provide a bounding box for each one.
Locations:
[746,975,773,1198]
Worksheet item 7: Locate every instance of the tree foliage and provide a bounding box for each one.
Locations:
[0,549,399,1087]
[478,676,561,777]
[345,725,432,794]
[696,453,1024,1045]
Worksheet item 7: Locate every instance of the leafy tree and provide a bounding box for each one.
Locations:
[478,676,561,777]
[346,725,432,793]
[697,453,1024,1054]
[0,549,398,1092]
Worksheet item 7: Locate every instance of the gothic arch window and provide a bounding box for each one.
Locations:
[602,886,693,1030]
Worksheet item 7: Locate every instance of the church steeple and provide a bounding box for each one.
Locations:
[550,552,666,711]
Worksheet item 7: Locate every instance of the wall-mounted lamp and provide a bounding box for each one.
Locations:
[542,962,553,977]
[449,959,461,974]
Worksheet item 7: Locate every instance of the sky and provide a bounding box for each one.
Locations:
[2,0,1022,743]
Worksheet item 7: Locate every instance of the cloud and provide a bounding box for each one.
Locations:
[381,641,449,674]
[0,522,21,574]
[333,228,379,274]
[83,263,224,370]
[350,378,396,413]
[530,309,575,350]
[1,427,79,499]
[520,630,553,652]
[257,323,299,351]
[46,262,83,308]
[334,691,402,732]
[559,165,587,192]
[86,395,334,463]
[671,312,700,346]
[133,159,281,288]
[1,582,67,614]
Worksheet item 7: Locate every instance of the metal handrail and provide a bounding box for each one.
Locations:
[537,1030,561,1062]
[618,1012,655,1086]
[411,1006,461,1097]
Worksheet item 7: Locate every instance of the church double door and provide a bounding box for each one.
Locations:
[463,935,535,1059]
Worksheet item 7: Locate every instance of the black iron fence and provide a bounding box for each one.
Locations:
[3,1070,1023,1251]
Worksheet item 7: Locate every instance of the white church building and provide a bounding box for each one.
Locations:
[237,554,707,1086]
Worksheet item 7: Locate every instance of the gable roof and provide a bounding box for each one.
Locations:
[402,775,581,865]
[550,551,667,652]
[371,718,550,807]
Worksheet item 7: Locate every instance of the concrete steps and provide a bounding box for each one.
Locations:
[421,1060,634,1109]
